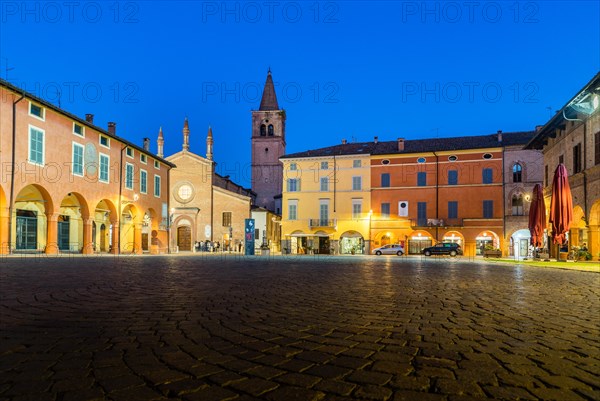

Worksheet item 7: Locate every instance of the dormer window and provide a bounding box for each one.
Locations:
[73,123,84,137]
[29,102,45,120]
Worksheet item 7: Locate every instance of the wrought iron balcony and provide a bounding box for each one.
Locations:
[309,219,336,228]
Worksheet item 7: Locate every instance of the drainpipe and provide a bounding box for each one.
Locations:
[433,151,439,242]
[210,161,214,241]
[167,165,171,253]
[8,92,25,254]
[582,122,588,224]
[502,146,506,251]
[117,145,126,254]
[333,155,337,213]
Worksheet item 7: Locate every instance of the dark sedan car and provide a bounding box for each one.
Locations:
[422,242,463,257]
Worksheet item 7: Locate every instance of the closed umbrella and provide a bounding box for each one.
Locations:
[528,183,546,248]
[549,163,573,245]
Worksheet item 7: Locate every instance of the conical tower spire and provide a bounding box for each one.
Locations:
[259,69,279,111]
[206,125,214,160]
[182,117,190,151]
[157,126,164,158]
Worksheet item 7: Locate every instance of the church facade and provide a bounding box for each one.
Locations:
[165,120,255,252]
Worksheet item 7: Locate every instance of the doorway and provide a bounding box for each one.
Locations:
[16,210,37,250]
[100,224,107,252]
[177,226,192,251]
[58,215,70,251]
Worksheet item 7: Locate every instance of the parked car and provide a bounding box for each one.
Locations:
[422,242,462,257]
[372,244,404,256]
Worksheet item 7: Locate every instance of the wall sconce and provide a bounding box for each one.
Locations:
[121,193,139,205]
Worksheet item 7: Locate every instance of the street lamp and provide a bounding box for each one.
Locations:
[168,208,175,253]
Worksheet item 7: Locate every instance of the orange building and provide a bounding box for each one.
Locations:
[368,134,535,256]
[0,79,174,255]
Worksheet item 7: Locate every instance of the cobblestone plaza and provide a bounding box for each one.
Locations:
[1,255,598,400]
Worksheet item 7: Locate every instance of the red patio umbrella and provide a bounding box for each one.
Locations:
[528,183,546,248]
[549,164,573,245]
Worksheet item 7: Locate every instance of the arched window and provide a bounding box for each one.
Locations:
[260,124,266,136]
[513,163,522,182]
[512,194,524,216]
[268,124,274,136]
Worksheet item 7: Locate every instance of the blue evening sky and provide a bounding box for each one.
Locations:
[1,1,598,186]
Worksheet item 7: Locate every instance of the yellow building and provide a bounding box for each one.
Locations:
[280,144,371,254]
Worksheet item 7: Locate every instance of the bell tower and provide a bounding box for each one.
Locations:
[251,69,286,212]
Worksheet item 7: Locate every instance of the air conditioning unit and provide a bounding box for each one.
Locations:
[398,201,409,217]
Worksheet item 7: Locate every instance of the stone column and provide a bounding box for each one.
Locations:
[570,228,580,249]
[134,223,143,254]
[45,213,59,254]
[111,220,119,254]
[82,218,94,254]
[588,225,599,261]
[0,206,9,254]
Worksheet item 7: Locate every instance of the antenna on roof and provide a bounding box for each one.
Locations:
[3,58,14,80]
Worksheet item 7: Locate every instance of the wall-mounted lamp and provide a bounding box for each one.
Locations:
[121,193,139,205]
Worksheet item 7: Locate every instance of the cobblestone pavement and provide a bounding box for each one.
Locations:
[1,254,599,401]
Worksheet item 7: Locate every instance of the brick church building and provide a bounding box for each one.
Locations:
[251,70,286,214]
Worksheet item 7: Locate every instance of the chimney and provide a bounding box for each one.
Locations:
[397,137,405,151]
[85,114,94,123]
[374,136,378,144]
[108,122,116,135]
[143,137,150,151]
[535,125,543,132]
[497,130,502,142]
[342,139,347,145]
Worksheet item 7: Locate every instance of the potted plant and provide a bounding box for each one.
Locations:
[483,244,502,258]
[578,250,592,261]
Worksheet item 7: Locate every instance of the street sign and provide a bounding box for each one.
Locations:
[245,218,255,255]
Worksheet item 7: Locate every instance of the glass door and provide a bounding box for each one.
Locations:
[16,210,37,250]
[58,216,70,251]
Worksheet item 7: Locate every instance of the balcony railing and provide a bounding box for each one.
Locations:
[309,218,336,228]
